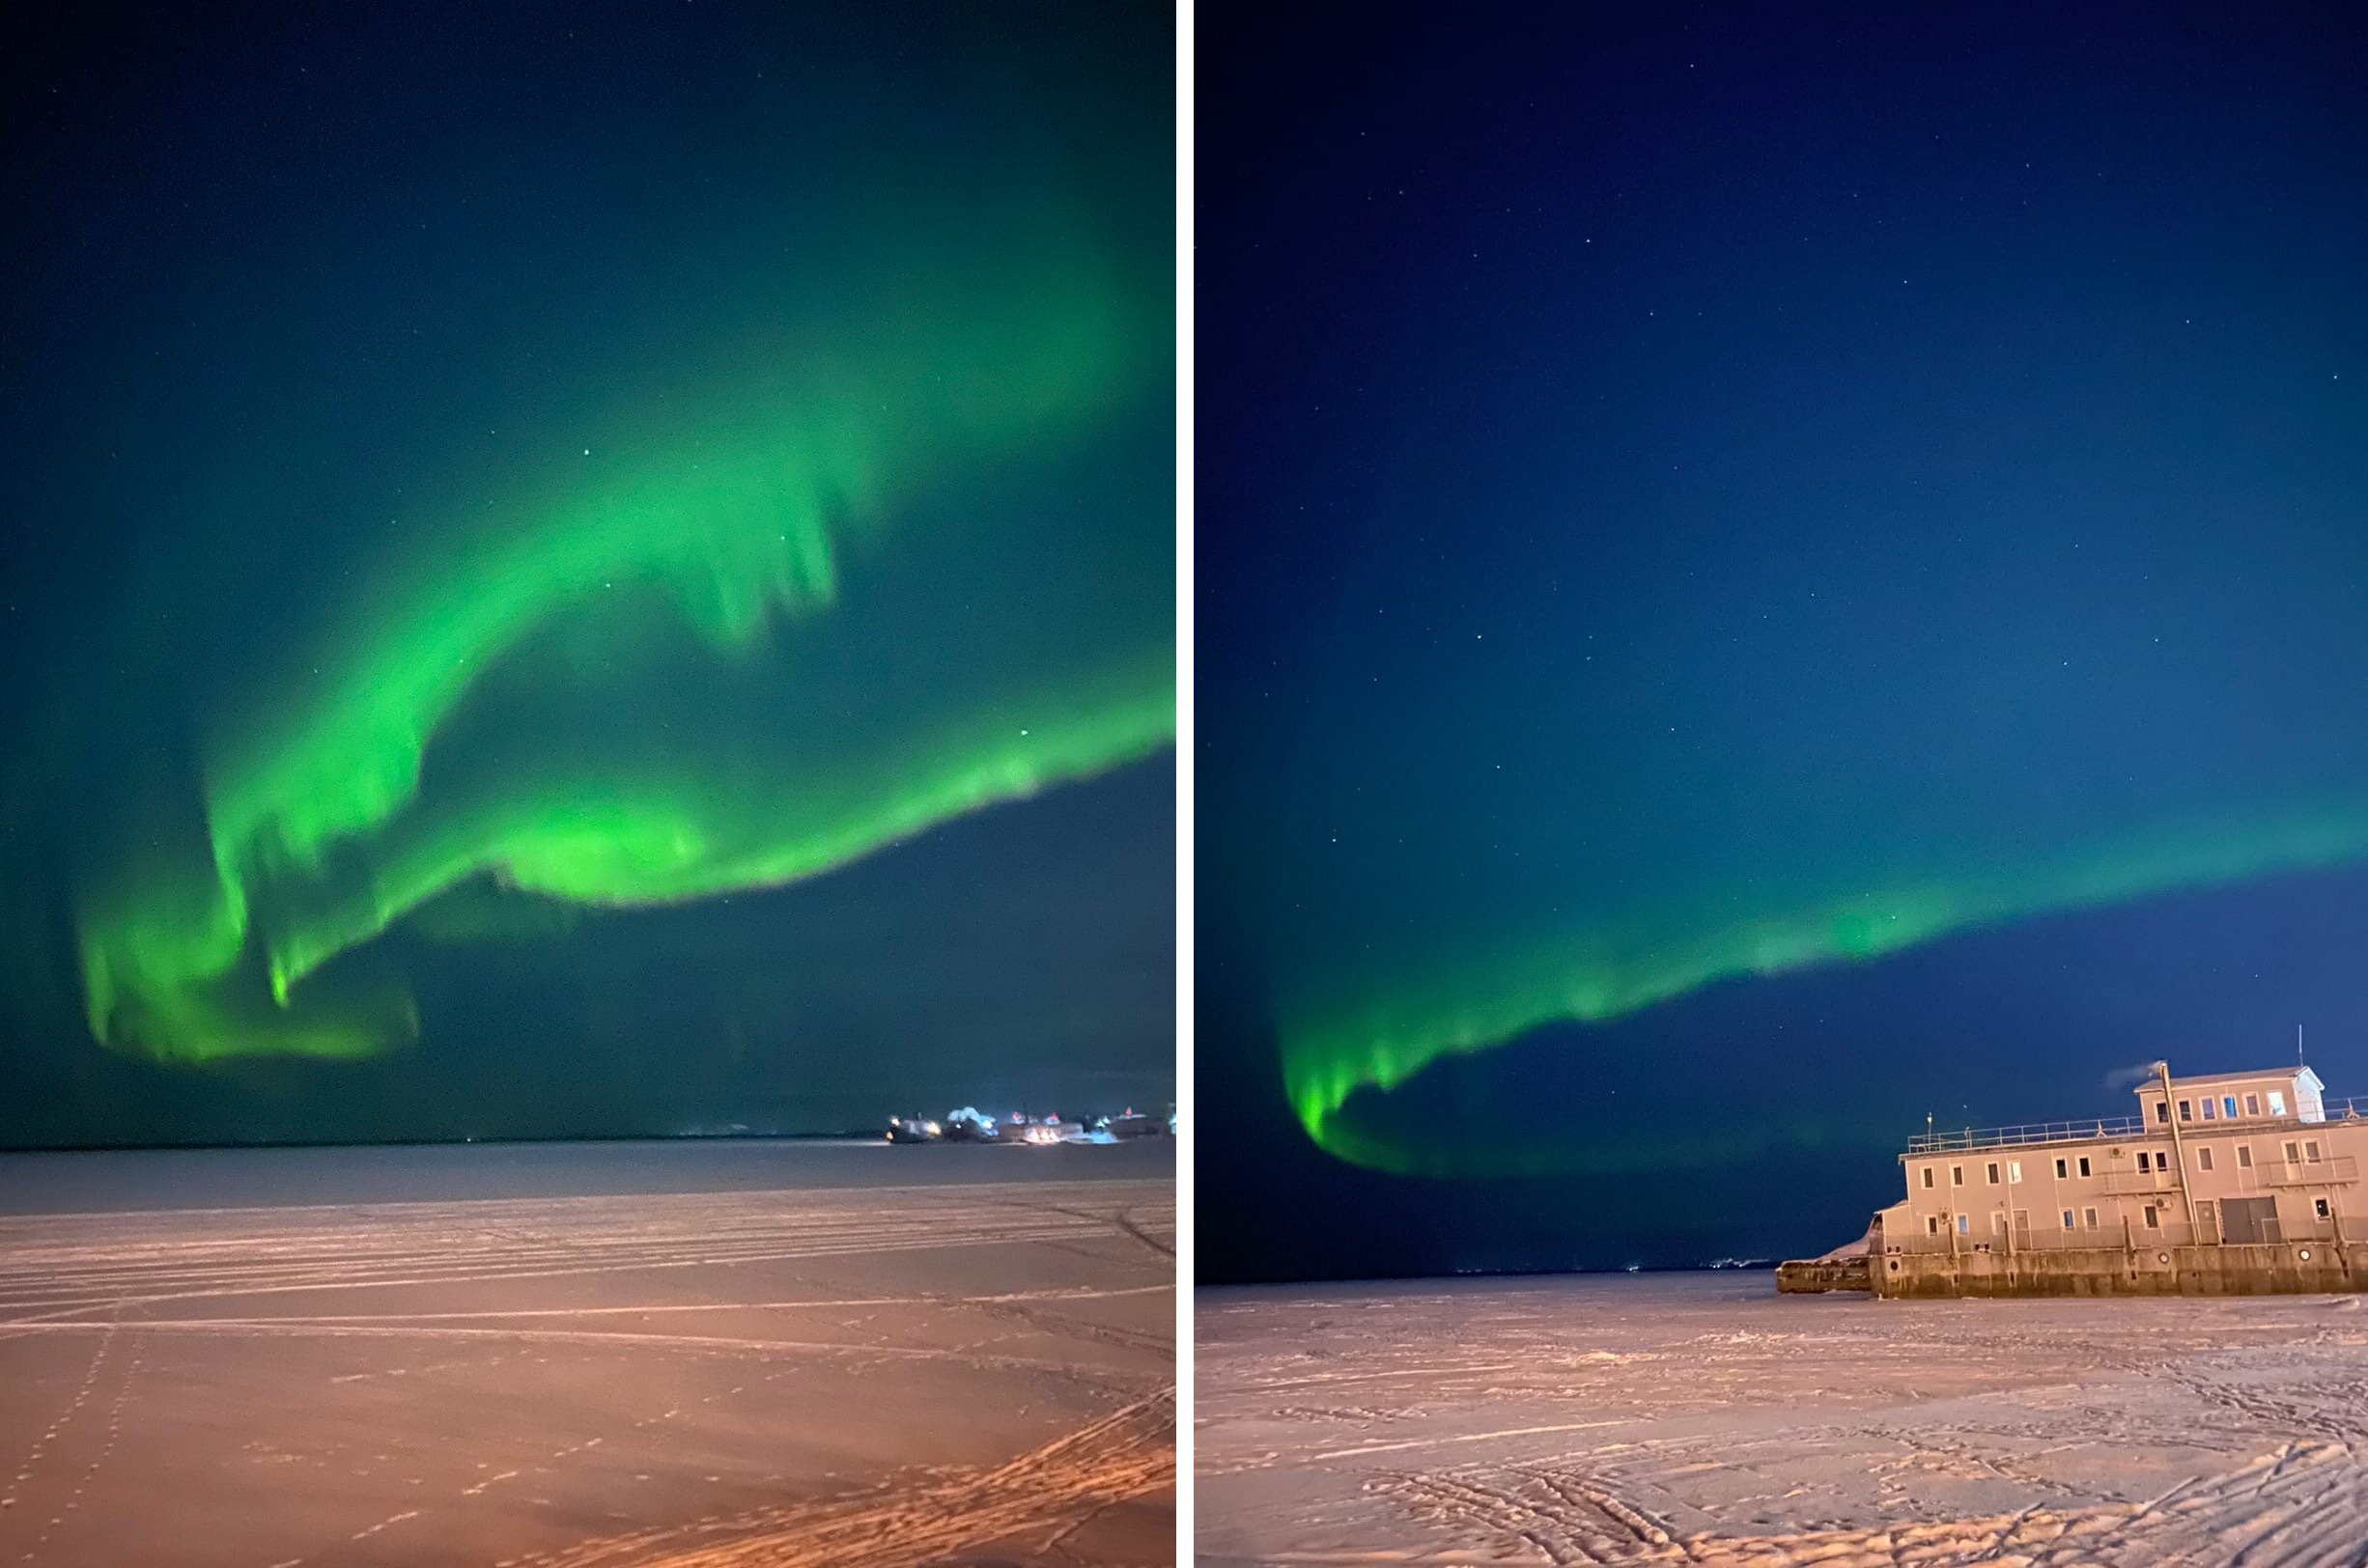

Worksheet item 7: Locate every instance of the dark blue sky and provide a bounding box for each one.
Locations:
[1198,3,2368,1278]
[0,1,1175,1146]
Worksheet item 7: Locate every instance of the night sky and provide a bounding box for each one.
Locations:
[1198,4,2368,1279]
[0,2,1175,1147]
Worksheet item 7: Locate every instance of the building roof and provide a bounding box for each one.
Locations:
[1901,1066,2346,1157]
[2160,1066,2323,1092]
[1906,1100,2360,1158]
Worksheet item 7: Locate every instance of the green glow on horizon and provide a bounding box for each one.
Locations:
[1283,808,2368,1176]
[75,234,1173,1065]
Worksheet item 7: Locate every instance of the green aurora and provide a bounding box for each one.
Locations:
[73,230,1174,1066]
[1284,807,2368,1177]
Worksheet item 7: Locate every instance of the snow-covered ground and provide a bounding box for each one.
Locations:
[0,1142,1174,1566]
[1197,1272,2368,1565]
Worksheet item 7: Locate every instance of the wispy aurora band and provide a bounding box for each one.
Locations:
[1285,808,2368,1177]
[76,239,1172,1064]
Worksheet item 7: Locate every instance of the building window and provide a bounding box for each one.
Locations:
[2307,1141,2323,1163]
[2055,1157,2069,1179]
[2202,1100,2217,1121]
[2287,1141,2302,1164]
[1953,1165,1964,1186]
[1957,1215,1970,1235]
[2144,1205,2159,1228]
[2138,1151,2152,1173]
[1990,1213,2007,1235]
[2077,1157,2092,1178]
[2061,1209,2075,1230]
[2223,1096,2239,1118]
[2238,1145,2253,1168]
[1928,1216,1941,1235]
[2199,1147,2214,1172]
[2009,1160,2022,1183]
[2156,1100,2170,1124]
[2084,1207,2100,1229]
[2245,1095,2261,1116]
[1922,1166,1934,1190]
[2317,1198,2332,1220]
[2270,1091,2288,1115]
[2180,1100,2193,1121]
[1987,1162,2000,1185]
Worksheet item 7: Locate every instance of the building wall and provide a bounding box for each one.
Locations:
[1877,1071,2364,1285]
[2140,1069,2321,1133]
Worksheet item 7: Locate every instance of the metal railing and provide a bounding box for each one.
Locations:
[1887,1218,2203,1255]
[1907,1116,2146,1154]
[1905,1090,2368,1156]
[1881,1217,2351,1258]
[2257,1155,2360,1187]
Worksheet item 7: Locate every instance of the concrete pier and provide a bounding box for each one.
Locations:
[1874,1239,2363,1298]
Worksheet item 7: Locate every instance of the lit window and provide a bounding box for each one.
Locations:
[2054,1157,2069,1179]
[2077,1157,2091,1177]
[2245,1095,2260,1116]
[2084,1207,2100,1229]
[1922,1166,1934,1190]
[2238,1145,2253,1168]
[2199,1147,2213,1172]
[1987,1162,2000,1185]
[2009,1160,2021,1183]
[2061,1209,2075,1229]
[2224,1096,2238,1118]
[2144,1205,2159,1228]
[2180,1100,2193,1121]
[1957,1215,1970,1235]
[2270,1091,2287,1115]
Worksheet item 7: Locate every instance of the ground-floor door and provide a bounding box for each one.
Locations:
[2220,1195,2280,1245]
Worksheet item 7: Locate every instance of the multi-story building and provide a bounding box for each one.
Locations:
[1862,1063,2368,1297]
